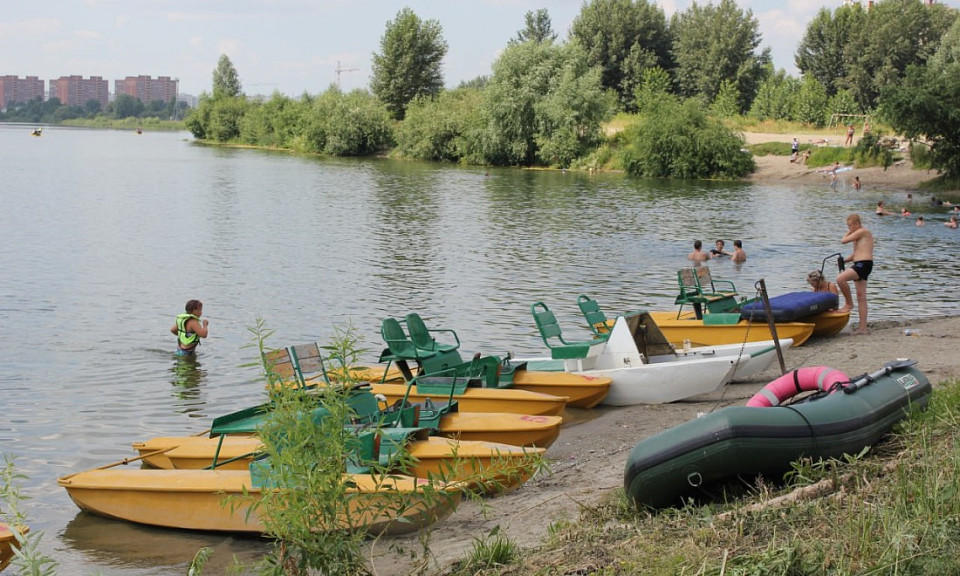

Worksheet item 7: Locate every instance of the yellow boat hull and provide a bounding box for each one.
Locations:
[438,412,561,448]
[646,311,815,347]
[368,383,566,416]
[134,436,543,494]
[356,365,602,409]
[0,523,27,572]
[809,310,850,337]
[58,470,461,535]
[508,370,610,409]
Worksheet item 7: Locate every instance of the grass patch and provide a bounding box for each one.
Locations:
[502,378,960,576]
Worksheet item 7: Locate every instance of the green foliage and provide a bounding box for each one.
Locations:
[212,54,242,99]
[792,75,830,127]
[461,526,519,573]
[513,8,557,45]
[710,79,740,118]
[1,457,59,575]
[570,0,672,110]
[239,92,307,148]
[370,8,448,120]
[306,88,394,156]
[881,27,960,178]
[247,320,371,576]
[827,89,858,119]
[795,5,866,97]
[852,130,894,168]
[749,69,800,121]
[113,94,145,119]
[188,95,248,142]
[619,98,755,179]
[670,0,770,112]
[845,0,957,111]
[910,142,934,170]
[394,88,484,162]
[633,67,672,115]
[474,41,613,167]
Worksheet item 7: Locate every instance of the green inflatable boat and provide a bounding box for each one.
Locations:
[624,359,930,510]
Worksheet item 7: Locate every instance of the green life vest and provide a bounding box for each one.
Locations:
[176,313,201,349]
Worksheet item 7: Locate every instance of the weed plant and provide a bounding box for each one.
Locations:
[506,379,960,576]
[0,456,59,575]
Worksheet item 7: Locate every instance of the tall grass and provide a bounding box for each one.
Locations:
[508,379,960,576]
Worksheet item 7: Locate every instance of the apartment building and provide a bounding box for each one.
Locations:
[114,76,179,105]
[49,75,109,109]
[0,75,45,106]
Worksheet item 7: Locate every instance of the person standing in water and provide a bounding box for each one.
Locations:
[171,299,209,355]
[836,214,874,335]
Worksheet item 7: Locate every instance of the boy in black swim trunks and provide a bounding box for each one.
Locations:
[837,214,874,335]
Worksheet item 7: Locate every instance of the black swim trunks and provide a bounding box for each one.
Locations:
[853,260,873,281]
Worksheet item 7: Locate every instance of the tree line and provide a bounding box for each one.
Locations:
[0,93,188,124]
[185,0,960,179]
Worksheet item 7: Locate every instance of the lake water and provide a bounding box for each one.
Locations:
[1,124,957,574]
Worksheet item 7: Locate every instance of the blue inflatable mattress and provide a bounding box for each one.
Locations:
[740,291,838,322]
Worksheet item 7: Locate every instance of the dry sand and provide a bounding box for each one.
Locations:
[371,134,956,575]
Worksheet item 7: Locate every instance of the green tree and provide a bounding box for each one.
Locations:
[83,98,101,116]
[513,8,557,44]
[620,97,755,179]
[749,68,800,121]
[212,54,242,99]
[475,41,612,167]
[670,0,770,112]
[370,8,448,120]
[881,18,960,177]
[633,66,672,114]
[845,0,956,110]
[113,94,144,119]
[570,0,672,109]
[795,5,865,98]
[394,88,485,162]
[792,75,829,126]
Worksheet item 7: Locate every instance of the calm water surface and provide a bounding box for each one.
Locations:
[1,125,957,574]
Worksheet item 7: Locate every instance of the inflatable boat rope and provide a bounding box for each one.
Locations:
[746,366,848,408]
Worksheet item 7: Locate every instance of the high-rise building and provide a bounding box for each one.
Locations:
[0,75,45,106]
[49,76,109,108]
[114,76,179,105]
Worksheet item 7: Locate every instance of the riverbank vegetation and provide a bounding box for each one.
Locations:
[181,0,959,183]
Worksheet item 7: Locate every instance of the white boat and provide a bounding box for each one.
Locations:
[522,307,789,406]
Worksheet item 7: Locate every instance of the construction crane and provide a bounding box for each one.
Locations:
[335,61,360,88]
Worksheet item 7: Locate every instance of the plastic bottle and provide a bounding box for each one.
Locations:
[903,329,919,336]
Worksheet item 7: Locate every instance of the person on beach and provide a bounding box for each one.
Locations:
[731,240,746,262]
[710,239,731,257]
[845,124,855,146]
[790,138,799,162]
[171,299,209,355]
[807,270,839,296]
[688,240,711,261]
[837,214,874,335]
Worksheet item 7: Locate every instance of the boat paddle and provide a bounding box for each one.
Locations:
[842,359,918,395]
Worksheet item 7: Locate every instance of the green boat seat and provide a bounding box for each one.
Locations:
[378,316,438,381]
[531,301,606,361]
[674,267,739,319]
[577,294,614,337]
[405,312,461,355]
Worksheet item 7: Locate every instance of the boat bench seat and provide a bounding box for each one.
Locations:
[675,267,741,319]
[531,301,606,360]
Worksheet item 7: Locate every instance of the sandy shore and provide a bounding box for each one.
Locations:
[743,131,938,192]
[374,315,960,575]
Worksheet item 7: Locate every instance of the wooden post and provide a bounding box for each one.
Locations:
[757,279,787,374]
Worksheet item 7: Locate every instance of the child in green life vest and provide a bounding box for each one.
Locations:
[170,299,209,355]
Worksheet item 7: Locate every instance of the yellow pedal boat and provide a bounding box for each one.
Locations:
[58,470,461,535]
[0,523,27,572]
[134,435,543,494]
[646,311,816,348]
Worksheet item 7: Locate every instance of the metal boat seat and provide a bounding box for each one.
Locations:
[674,267,739,319]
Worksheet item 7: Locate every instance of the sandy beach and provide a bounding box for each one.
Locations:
[371,136,958,575]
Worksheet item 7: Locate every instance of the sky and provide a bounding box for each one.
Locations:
[1,0,956,98]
